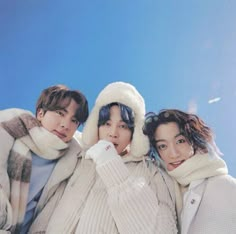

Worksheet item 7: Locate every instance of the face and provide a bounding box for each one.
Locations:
[154,122,194,171]
[37,99,80,143]
[98,105,132,155]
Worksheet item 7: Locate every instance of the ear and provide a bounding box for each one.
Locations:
[36,108,45,121]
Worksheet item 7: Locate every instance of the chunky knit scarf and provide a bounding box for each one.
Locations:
[0,108,69,233]
[168,152,228,224]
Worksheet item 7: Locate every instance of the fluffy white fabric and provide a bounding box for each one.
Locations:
[85,140,119,166]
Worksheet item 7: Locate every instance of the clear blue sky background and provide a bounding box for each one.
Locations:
[0,1,235,176]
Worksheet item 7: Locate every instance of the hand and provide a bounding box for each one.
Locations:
[85,140,118,166]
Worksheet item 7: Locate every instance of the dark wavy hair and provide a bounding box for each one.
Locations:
[143,109,221,156]
[98,102,134,136]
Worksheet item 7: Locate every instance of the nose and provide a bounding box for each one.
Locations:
[169,144,180,159]
[60,118,70,130]
[108,126,118,138]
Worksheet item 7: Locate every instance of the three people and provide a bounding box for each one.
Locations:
[0,85,88,233]
[30,82,177,233]
[2,81,233,234]
[143,109,236,234]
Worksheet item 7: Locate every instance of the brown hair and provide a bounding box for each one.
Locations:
[36,84,89,125]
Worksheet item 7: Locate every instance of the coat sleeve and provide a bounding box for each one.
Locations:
[0,110,16,231]
[96,157,178,234]
[0,185,12,231]
[0,128,14,198]
[0,108,35,231]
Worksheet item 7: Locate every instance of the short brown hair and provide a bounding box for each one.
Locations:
[36,84,89,125]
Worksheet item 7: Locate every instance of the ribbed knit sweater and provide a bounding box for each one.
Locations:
[29,155,177,234]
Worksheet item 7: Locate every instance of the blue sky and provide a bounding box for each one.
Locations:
[0,0,235,176]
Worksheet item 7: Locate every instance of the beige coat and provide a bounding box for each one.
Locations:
[181,175,236,234]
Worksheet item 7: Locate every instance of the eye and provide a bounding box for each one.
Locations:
[119,123,128,129]
[55,110,64,116]
[104,121,111,127]
[72,118,79,125]
[156,143,167,151]
[176,137,186,144]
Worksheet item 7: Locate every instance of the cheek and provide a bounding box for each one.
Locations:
[41,116,58,131]
[41,119,53,131]
[70,125,78,134]
[98,127,106,140]
[189,146,195,157]
[124,132,132,144]
[184,145,194,157]
[98,128,101,137]
[158,153,168,163]
[119,132,131,146]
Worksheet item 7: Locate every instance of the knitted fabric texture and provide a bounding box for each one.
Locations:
[39,158,177,234]
[82,81,150,160]
[168,152,228,186]
[0,108,68,233]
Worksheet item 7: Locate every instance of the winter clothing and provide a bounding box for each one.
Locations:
[20,153,58,233]
[82,81,150,160]
[30,82,178,234]
[85,140,119,165]
[0,108,81,233]
[168,152,236,234]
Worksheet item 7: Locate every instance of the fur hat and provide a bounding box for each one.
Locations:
[82,81,149,159]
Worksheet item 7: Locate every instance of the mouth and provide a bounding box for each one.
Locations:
[169,160,185,169]
[53,130,67,139]
[113,143,118,148]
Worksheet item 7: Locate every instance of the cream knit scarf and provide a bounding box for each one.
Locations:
[0,109,68,233]
[168,153,228,225]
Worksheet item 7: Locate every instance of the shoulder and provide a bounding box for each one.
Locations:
[208,174,236,188]
[144,160,175,201]
[68,134,83,155]
[199,175,236,201]
[0,108,34,121]
[147,160,174,186]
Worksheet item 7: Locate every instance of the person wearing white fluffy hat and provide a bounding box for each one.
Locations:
[29,81,177,234]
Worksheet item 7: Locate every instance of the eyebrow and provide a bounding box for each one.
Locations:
[58,108,68,114]
[175,132,184,138]
[58,107,76,117]
[119,120,127,123]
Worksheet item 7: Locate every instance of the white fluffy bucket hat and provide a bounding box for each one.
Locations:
[82,81,150,159]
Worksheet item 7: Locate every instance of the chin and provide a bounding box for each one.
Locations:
[167,165,178,171]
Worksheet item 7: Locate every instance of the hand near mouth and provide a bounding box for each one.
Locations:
[85,140,119,166]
